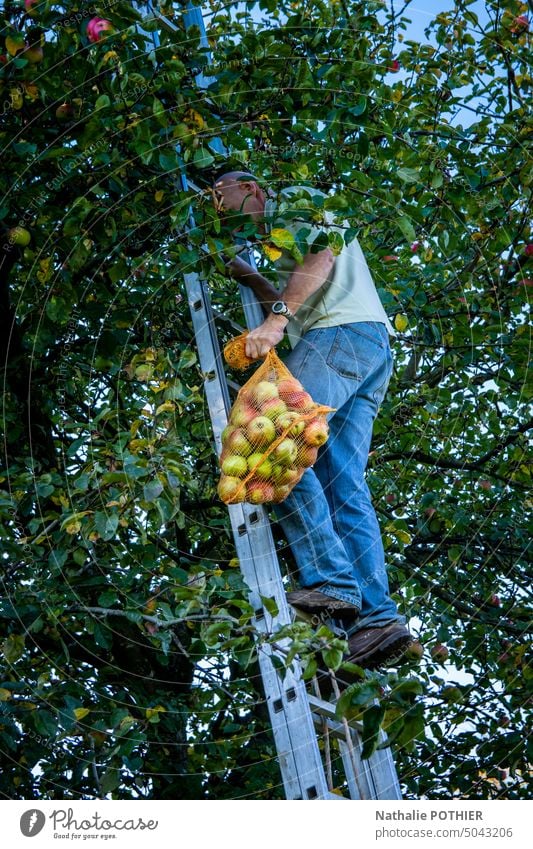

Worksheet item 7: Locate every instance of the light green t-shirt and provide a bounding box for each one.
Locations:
[263,185,396,349]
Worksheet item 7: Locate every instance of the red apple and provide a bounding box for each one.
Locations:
[25,0,38,12]
[87,17,115,43]
[246,415,276,446]
[430,643,449,663]
[479,480,491,491]
[225,428,253,457]
[230,401,256,428]
[55,102,74,122]
[246,480,275,504]
[218,475,245,503]
[490,594,501,607]
[385,493,396,504]
[277,377,304,401]
[284,389,314,411]
[524,244,533,256]
[296,443,318,468]
[410,241,420,252]
[388,59,400,72]
[383,255,399,262]
[510,14,529,33]
[303,418,329,447]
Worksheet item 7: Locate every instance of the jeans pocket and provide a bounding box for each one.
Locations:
[372,349,394,409]
[326,325,383,380]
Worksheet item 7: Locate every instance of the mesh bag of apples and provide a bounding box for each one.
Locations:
[217,347,335,505]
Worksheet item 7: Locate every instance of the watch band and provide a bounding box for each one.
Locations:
[271,300,294,319]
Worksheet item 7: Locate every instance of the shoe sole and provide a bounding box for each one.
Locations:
[313,634,413,698]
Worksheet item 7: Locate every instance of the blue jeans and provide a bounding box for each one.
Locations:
[272,321,406,636]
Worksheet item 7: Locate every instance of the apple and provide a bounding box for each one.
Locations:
[525,244,533,256]
[411,241,420,252]
[490,594,501,607]
[388,59,400,72]
[430,643,449,663]
[271,438,298,466]
[225,428,253,457]
[277,377,304,402]
[249,380,279,407]
[25,0,39,12]
[246,415,276,446]
[271,465,300,486]
[479,479,491,491]
[510,14,529,33]
[221,455,248,478]
[230,401,256,428]
[218,475,245,503]
[247,452,272,479]
[87,17,115,43]
[284,389,314,411]
[303,418,329,447]
[55,102,74,121]
[8,226,31,247]
[246,480,275,504]
[385,493,397,504]
[383,255,399,262]
[0,55,7,64]
[276,411,305,437]
[23,43,43,64]
[221,424,233,444]
[260,397,288,421]
[296,443,318,467]
[271,485,292,503]
[404,641,424,661]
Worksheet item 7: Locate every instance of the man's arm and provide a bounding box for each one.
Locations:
[238,248,335,359]
[225,255,280,317]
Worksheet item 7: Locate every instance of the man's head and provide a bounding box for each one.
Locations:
[212,171,269,223]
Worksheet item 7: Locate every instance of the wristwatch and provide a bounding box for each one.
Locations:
[271,300,294,319]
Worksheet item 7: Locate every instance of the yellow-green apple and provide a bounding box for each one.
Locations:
[247,453,272,479]
[272,466,300,486]
[226,428,253,457]
[272,485,292,503]
[218,475,245,502]
[276,411,305,437]
[246,480,275,504]
[8,226,31,246]
[246,415,276,446]
[404,641,424,661]
[260,397,287,421]
[221,424,233,444]
[250,380,279,407]
[221,454,248,478]
[303,418,329,447]
[271,438,298,466]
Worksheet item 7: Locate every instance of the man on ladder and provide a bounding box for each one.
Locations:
[213,171,413,671]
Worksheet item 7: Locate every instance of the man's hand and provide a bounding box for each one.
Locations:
[245,313,288,359]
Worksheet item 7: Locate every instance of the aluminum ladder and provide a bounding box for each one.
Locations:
[134,1,402,800]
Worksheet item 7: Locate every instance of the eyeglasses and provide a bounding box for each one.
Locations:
[211,188,225,212]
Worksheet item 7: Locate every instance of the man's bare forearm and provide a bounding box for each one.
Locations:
[226,256,280,315]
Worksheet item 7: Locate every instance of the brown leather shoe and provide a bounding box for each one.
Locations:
[345,623,413,669]
[286,589,360,617]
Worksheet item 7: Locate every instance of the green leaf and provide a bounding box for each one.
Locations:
[143,480,164,502]
[397,167,420,184]
[259,595,279,618]
[2,634,25,663]
[397,215,416,243]
[361,704,385,760]
[94,511,119,541]
[95,94,111,110]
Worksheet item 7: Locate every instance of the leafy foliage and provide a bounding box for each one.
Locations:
[0,0,531,799]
